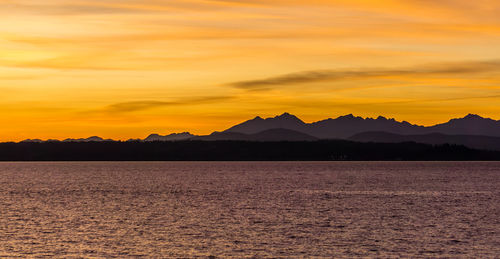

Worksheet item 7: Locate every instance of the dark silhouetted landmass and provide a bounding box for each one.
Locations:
[16,113,500,145]
[145,132,196,141]
[9,113,500,160]
[427,114,500,136]
[192,128,317,141]
[224,113,500,139]
[20,139,44,143]
[350,132,500,151]
[225,113,308,135]
[1,140,499,161]
[62,136,112,142]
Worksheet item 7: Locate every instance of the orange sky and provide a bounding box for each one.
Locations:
[1,0,500,141]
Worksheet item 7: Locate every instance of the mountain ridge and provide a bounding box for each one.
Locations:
[192,128,317,142]
[13,113,500,143]
[144,132,196,142]
[224,113,500,138]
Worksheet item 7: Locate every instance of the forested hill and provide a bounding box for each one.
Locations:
[1,140,499,161]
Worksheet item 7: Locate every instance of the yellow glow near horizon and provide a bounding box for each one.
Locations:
[1,0,500,141]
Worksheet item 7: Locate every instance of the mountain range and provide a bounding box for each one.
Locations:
[224,113,500,138]
[15,113,500,151]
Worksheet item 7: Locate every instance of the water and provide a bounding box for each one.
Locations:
[0,162,498,258]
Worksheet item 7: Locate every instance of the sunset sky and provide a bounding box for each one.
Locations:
[1,0,500,141]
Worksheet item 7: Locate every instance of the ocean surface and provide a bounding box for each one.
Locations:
[0,162,499,258]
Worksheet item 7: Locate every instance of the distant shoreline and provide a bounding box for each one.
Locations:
[1,140,499,161]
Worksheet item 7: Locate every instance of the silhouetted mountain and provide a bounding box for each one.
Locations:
[194,128,317,141]
[308,114,423,139]
[350,131,500,151]
[427,114,500,137]
[224,113,500,139]
[62,136,113,142]
[20,139,43,143]
[11,113,500,146]
[192,132,249,141]
[251,128,317,141]
[225,113,307,134]
[145,132,196,141]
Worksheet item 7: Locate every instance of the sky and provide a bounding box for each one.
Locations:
[1,0,500,141]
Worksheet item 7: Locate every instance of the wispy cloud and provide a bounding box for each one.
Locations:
[0,4,134,15]
[103,96,235,113]
[273,94,500,115]
[0,0,270,16]
[228,60,500,90]
[0,1,179,15]
[0,75,44,80]
[380,94,500,105]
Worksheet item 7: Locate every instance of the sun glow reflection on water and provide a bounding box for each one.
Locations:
[0,162,498,257]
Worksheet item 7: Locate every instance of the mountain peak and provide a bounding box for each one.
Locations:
[62,136,107,142]
[224,112,305,134]
[463,114,484,120]
[444,114,488,124]
[145,132,195,141]
[337,114,354,119]
[275,112,295,118]
[275,112,304,122]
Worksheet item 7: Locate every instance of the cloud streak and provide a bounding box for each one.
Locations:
[0,0,274,16]
[104,96,235,113]
[228,60,500,90]
[0,75,44,80]
[0,1,184,15]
